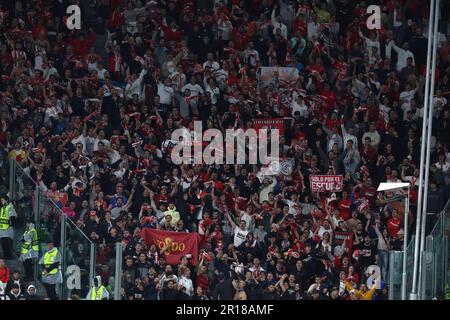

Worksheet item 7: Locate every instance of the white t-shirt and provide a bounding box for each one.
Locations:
[233,227,249,247]
[178,276,194,296]
[435,161,450,172]
[182,83,204,97]
[291,100,309,117]
[307,22,320,40]
[157,82,174,105]
[285,199,302,216]
[218,19,233,41]
[202,60,220,71]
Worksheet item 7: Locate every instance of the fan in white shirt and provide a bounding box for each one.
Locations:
[307,14,320,41]
[217,14,233,41]
[359,29,380,55]
[181,77,204,97]
[291,94,308,117]
[157,79,175,105]
[435,154,450,172]
[202,53,220,71]
[178,270,194,296]
[389,40,415,72]
[271,9,288,40]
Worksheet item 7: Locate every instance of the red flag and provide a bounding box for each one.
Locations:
[141,228,200,265]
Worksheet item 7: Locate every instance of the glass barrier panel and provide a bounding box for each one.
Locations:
[421,247,435,300]
[405,237,415,296]
[12,160,35,252]
[0,149,10,201]
[388,250,403,300]
[63,218,94,300]
[95,242,116,300]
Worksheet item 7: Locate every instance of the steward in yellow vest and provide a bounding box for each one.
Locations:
[38,241,62,300]
[0,196,17,259]
[87,276,109,300]
[19,220,39,281]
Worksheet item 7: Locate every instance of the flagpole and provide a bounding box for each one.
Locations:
[410,0,436,300]
[418,0,440,299]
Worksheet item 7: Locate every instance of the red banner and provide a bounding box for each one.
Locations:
[253,118,284,134]
[45,191,68,207]
[310,175,343,192]
[141,228,200,265]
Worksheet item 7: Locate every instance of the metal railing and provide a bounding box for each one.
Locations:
[3,144,125,300]
[389,197,450,300]
[420,212,446,299]
[389,235,415,300]
[2,147,96,299]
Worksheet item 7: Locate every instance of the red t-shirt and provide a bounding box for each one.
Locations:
[387,217,401,237]
[338,199,352,221]
[361,186,377,207]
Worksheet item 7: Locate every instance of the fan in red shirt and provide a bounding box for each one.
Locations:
[387,210,402,237]
[360,137,377,163]
[319,83,337,114]
[162,21,183,45]
[338,191,352,221]
[69,29,96,57]
[231,21,257,51]
[106,3,125,30]
[360,178,377,208]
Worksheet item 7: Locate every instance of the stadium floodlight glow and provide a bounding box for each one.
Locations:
[377,182,410,300]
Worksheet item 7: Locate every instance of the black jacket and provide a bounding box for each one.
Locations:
[212,279,234,300]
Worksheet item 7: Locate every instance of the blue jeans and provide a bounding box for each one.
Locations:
[378,249,389,283]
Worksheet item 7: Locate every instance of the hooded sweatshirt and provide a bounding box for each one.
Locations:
[25,284,41,300]
[86,275,109,300]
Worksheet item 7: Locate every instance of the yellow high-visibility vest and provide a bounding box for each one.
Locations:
[0,204,12,230]
[43,249,59,275]
[90,286,106,300]
[21,228,39,254]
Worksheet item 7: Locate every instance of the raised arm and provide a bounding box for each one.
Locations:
[225,210,237,229]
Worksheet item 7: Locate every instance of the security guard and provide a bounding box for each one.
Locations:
[38,240,62,300]
[19,220,39,281]
[0,196,17,259]
[86,275,109,300]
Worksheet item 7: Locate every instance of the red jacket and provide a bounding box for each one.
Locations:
[162,26,182,44]
[0,266,10,283]
[107,8,125,29]
[70,32,96,57]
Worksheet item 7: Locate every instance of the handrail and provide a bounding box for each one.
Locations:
[442,197,450,214]
[0,143,93,244]
[427,197,450,237]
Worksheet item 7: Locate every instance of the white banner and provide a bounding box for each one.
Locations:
[257,67,299,89]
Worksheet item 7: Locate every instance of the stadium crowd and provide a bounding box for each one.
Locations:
[0,0,449,300]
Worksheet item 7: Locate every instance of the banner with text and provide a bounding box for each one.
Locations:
[253,118,285,134]
[310,175,343,192]
[45,191,68,208]
[257,66,299,89]
[142,228,200,265]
